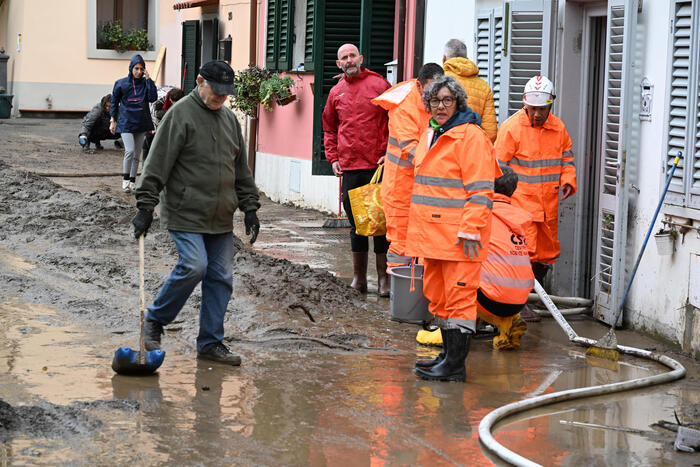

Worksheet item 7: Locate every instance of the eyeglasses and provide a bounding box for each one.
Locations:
[429,96,455,108]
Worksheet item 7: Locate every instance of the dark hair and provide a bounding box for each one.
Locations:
[495,164,519,197]
[100,94,111,113]
[422,75,468,113]
[417,63,444,86]
[167,88,185,102]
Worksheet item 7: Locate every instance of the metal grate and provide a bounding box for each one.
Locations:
[598,212,615,294]
[476,16,490,83]
[602,6,625,196]
[493,14,503,115]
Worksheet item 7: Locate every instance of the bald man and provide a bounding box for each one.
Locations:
[322,43,392,296]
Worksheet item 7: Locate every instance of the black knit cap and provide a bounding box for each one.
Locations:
[199,60,236,96]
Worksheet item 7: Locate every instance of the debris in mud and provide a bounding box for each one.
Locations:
[0,398,101,440]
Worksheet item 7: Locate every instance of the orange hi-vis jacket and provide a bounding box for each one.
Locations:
[371,79,431,263]
[494,108,577,223]
[480,194,535,306]
[405,110,497,262]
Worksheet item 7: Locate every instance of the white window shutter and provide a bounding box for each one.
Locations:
[665,0,694,205]
[688,3,700,208]
[593,0,638,327]
[499,0,555,123]
[475,9,504,117]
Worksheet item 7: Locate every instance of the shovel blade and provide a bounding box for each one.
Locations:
[112,346,165,376]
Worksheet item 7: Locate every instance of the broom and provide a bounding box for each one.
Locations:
[586,151,682,362]
[323,176,351,228]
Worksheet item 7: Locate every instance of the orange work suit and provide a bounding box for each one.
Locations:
[405,110,497,332]
[476,194,535,349]
[371,80,431,268]
[494,108,576,263]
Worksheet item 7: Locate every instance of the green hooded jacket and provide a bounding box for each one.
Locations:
[135,86,260,234]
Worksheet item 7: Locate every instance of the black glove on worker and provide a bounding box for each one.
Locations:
[244,210,260,244]
[132,209,153,239]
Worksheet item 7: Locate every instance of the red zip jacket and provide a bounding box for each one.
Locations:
[322,67,391,170]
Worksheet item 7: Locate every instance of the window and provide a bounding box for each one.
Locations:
[475,9,504,118]
[265,0,295,72]
[310,0,396,175]
[96,0,148,50]
[665,0,700,210]
[87,0,158,60]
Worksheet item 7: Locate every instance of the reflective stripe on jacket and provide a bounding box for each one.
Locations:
[494,108,576,222]
[444,58,498,142]
[322,67,391,171]
[405,112,497,262]
[371,79,431,215]
[479,194,534,305]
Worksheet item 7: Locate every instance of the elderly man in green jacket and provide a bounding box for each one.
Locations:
[131,61,260,366]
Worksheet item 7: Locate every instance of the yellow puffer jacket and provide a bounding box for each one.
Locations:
[444,58,498,142]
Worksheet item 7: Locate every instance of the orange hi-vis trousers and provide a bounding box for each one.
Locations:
[526,218,560,264]
[422,258,480,333]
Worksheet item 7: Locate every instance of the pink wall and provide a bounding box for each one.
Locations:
[256,72,315,160]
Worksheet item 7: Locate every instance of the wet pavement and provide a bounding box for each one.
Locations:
[0,119,699,466]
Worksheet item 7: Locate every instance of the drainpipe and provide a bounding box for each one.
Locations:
[247,0,258,175]
[394,0,406,82]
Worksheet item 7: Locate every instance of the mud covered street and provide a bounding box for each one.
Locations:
[1,118,699,466]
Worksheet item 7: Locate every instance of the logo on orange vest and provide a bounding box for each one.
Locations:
[510,234,526,245]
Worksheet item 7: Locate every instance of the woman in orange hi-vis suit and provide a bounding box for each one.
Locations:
[371,63,444,270]
[405,75,498,382]
[494,75,576,286]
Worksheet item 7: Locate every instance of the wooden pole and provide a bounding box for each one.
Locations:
[151,46,167,84]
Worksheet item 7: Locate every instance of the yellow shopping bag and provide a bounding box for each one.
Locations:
[348,166,386,236]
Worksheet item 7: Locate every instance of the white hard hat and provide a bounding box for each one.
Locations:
[523,75,555,106]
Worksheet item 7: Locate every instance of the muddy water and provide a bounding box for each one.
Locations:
[1,298,698,466]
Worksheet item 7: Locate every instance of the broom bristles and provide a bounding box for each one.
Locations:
[585,328,620,362]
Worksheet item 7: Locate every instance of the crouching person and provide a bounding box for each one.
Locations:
[131,61,261,366]
[79,94,122,150]
[406,75,497,382]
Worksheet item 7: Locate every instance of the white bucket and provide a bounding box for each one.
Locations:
[654,232,675,256]
[388,265,432,324]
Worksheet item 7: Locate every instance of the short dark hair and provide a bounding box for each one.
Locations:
[417,63,444,86]
[495,164,518,197]
[168,88,185,102]
[422,75,468,113]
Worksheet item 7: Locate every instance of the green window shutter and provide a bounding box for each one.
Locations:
[265,0,279,70]
[277,0,294,71]
[211,18,219,62]
[303,0,315,71]
[360,0,395,77]
[181,20,201,94]
[311,1,362,176]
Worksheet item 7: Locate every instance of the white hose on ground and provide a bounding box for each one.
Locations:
[535,306,590,316]
[478,281,687,467]
[528,292,593,308]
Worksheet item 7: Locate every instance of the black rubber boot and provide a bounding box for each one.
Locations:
[414,328,472,382]
[376,253,390,297]
[415,332,447,368]
[144,319,164,351]
[351,252,368,293]
[531,262,550,287]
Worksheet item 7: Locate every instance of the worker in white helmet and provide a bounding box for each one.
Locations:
[494,76,576,315]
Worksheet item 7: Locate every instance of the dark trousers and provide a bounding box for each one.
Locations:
[88,124,120,144]
[341,168,390,254]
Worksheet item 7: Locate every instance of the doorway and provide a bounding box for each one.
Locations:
[579,12,607,298]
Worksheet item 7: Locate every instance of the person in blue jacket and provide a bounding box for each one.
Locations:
[110,54,157,192]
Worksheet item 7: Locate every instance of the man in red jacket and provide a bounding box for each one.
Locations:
[323,43,391,296]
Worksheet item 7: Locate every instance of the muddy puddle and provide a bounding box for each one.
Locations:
[0,121,699,465]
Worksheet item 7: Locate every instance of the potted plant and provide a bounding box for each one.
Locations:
[230,66,273,117]
[125,27,151,51]
[259,74,296,110]
[101,20,127,52]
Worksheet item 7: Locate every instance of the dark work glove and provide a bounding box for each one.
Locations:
[244,210,260,244]
[132,209,153,239]
[455,238,483,260]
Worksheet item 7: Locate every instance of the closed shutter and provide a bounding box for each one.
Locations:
[304,0,315,71]
[499,0,555,122]
[593,0,638,327]
[665,0,693,205]
[276,0,294,71]
[687,2,700,208]
[181,20,201,94]
[475,9,504,119]
[265,0,279,70]
[311,0,395,175]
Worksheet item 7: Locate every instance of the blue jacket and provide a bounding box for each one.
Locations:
[110,55,157,133]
